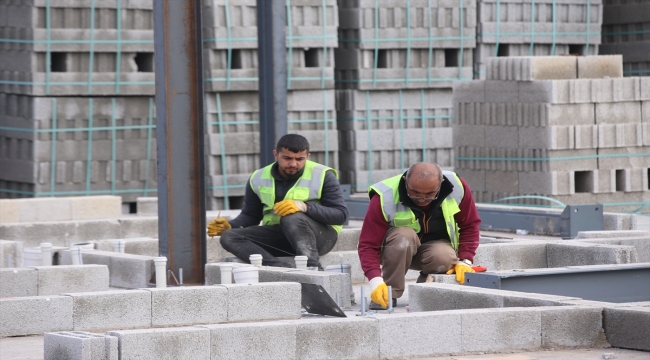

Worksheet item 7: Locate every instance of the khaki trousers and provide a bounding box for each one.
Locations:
[381,227,458,298]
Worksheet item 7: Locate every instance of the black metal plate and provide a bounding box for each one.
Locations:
[300,283,346,317]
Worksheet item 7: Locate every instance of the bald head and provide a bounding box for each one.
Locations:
[405,162,443,183]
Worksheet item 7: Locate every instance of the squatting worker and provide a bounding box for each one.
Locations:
[358,162,481,309]
[207,134,348,269]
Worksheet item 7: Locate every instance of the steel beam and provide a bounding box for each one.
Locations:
[257,0,287,166]
[153,0,206,285]
[465,263,650,303]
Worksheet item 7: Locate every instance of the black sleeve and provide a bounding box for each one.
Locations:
[304,170,349,225]
[228,180,264,228]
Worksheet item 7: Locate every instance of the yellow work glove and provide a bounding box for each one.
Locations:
[369,277,389,308]
[207,218,231,237]
[446,261,475,284]
[273,200,307,216]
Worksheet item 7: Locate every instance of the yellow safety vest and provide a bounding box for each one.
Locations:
[368,171,464,250]
[250,160,342,234]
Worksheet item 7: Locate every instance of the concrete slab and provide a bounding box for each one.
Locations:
[199,321,296,360]
[145,286,228,327]
[44,331,118,360]
[0,267,37,297]
[0,296,73,337]
[106,327,210,360]
[295,317,379,359]
[64,290,151,332]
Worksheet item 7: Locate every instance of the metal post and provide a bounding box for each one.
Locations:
[153,0,206,285]
[257,0,287,166]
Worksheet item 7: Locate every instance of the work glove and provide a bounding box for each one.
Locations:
[369,276,389,309]
[207,218,231,237]
[273,200,307,216]
[446,260,475,285]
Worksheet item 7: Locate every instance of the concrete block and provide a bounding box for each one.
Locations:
[548,103,595,126]
[199,321,296,360]
[485,170,519,193]
[334,228,360,251]
[452,80,485,103]
[0,220,123,248]
[374,312,462,358]
[146,286,228,327]
[108,252,155,289]
[224,282,301,322]
[473,243,548,271]
[596,101,642,124]
[485,81,519,103]
[320,250,365,283]
[44,331,118,360]
[409,283,503,311]
[0,267,37,297]
[575,237,650,263]
[204,262,252,285]
[0,240,24,268]
[17,198,72,223]
[107,327,211,360]
[136,197,158,216]
[461,308,541,352]
[296,317,379,359]
[603,307,650,351]
[35,265,109,296]
[64,290,151,332]
[540,306,604,348]
[574,124,598,149]
[485,125,518,148]
[547,243,638,267]
[576,230,650,239]
[69,196,121,221]
[578,55,623,79]
[0,199,19,223]
[94,238,158,256]
[454,125,485,147]
[519,81,554,103]
[118,217,158,239]
[0,296,73,337]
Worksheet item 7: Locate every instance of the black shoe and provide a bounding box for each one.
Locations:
[369,298,397,310]
[416,272,427,283]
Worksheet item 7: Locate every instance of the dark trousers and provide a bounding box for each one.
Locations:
[219,212,338,268]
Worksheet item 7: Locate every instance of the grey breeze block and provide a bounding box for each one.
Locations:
[44,331,118,360]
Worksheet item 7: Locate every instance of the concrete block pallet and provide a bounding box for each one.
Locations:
[0,1,155,96]
[0,94,157,201]
[336,0,476,89]
[600,2,650,77]
[473,0,603,79]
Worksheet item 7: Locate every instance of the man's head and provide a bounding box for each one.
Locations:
[403,162,443,205]
[273,134,310,178]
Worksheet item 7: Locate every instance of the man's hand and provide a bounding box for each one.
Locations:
[207,218,231,237]
[446,261,475,284]
[273,200,307,216]
[369,277,388,308]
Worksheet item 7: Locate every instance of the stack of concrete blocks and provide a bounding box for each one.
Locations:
[600,0,650,77]
[454,55,650,212]
[0,1,156,204]
[202,0,340,210]
[335,0,476,191]
[474,0,603,79]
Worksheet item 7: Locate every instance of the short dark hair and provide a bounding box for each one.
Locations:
[276,134,310,153]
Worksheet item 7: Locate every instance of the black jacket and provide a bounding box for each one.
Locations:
[229,163,349,228]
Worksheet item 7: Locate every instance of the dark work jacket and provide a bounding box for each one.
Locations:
[229,162,349,228]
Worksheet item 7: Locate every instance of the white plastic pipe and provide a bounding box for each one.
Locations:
[70,246,83,265]
[294,255,308,270]
[40,243,52,266]
[153,257,167,288]
[111,240,125,253]
[220,264,233,284]
[249,254,263,267]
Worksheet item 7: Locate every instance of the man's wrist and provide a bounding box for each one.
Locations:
[459,259,472,266]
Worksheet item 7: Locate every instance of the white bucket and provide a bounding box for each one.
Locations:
[232,266,259,284]
[294,255,308,270]
[23,248,42,267]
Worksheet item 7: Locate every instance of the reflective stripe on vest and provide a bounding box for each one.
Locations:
[369,171,465,250]
[250,160,342,234]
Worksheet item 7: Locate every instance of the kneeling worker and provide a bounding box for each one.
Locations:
[358,162,481,309]
[207,134,348,269]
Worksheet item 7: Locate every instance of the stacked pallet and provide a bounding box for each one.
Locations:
[336,0,477,191]
[600,0,650,77]
[0,0,156,203]
[454,55,650,212]
[202,0,339,209]
[474,0,603,79]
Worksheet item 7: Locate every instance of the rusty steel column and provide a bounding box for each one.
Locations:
[153,0,206,284]
[257,0,287,166]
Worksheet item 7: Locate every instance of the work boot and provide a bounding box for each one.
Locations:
[416,272,427,283]
[369,298,397,310]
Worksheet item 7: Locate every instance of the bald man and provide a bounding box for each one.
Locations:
[358,163,481,309]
